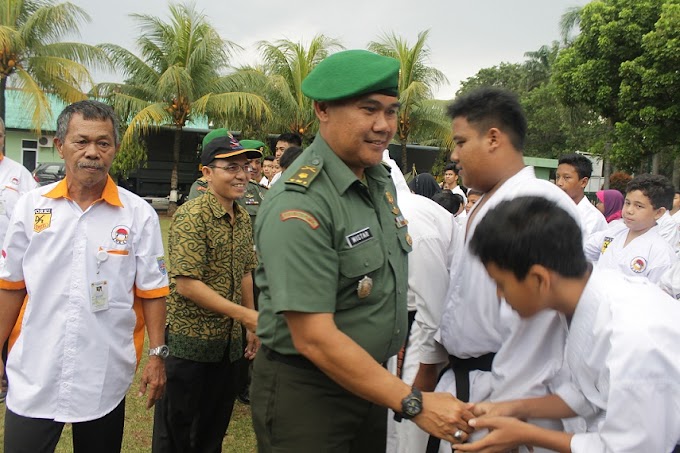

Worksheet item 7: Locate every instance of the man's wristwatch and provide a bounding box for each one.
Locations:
[400,387,423,419]
[148,345,170,359]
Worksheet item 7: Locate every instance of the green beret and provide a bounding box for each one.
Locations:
[302,50,400,101]
[239,139,266,154]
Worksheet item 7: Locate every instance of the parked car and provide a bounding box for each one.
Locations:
[33,162,66,186]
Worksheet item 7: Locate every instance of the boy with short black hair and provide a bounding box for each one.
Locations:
[456,196,680,453]
[584,173,676,283]
[556,153,607,237]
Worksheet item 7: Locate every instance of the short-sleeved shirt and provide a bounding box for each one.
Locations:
[167,189,257,363]
[0,176,169,423]
[254,135,411,363]
[0,155,37,245]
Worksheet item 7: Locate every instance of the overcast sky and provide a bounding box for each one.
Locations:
[69,0,589,99]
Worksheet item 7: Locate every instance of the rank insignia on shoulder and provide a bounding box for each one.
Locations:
[357,276,373,299]
[280,210,320,229]
[286,162,322,189]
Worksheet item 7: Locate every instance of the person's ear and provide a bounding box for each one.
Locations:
[654,206,666,221]
[527,264,552,301]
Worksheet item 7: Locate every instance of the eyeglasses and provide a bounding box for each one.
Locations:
[209,163,254,174]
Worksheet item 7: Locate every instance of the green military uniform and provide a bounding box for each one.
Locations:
[236,180,267,222]
[187,176,208,200]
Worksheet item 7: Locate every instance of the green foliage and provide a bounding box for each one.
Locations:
[111,131,148,178]
[0,0,109,131]
[368,30,449,171]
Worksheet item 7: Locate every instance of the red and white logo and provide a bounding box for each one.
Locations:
[630,256,647,273]
[111,225,130,245]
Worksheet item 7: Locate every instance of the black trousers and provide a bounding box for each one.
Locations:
[152,354,241,453]
[4,397,125,453]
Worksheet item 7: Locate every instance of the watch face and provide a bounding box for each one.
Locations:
[159,345,170,358]
[404,397,422,417]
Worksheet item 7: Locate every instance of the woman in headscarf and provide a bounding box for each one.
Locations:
[408,173,441,199]
[596,189,624,223]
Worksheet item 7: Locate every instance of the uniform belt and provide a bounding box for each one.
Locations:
[261,345,318,371]
[425,352,496,453]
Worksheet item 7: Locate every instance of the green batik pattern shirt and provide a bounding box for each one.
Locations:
[254,134,411,363]
[167,189,257,362]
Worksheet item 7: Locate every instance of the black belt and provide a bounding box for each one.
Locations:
[425,352,496,453]
[261,345,318,371]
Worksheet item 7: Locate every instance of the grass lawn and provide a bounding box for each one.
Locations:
[0,214,258,452]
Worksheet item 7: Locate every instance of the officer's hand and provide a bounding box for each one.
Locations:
[413,392,475,444]
[138,356,166,409]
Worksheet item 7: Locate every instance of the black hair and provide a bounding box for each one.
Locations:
[56,100,120,146]
[277,132,303,147]
[447,87,526,151]
[467,189,483,197]
[408,173,441,199]
[558,153,593,180]
[263,155,276,162]
[469,196,587,280]
[431,191,464,215]
[279,146,303,170]
[444,162,459,175]
[626,174,675,210]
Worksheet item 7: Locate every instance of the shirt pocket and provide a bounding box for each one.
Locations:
[337,239,385,309]
[96,246,133,307]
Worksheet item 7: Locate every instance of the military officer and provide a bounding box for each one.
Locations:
[236,140,267,224]
[250,49,474,453]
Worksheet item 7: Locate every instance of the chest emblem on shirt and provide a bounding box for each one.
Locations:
[33,208,52,233]
[111,225,130,245]
[630,256,647,273]
[346,227,373,248]
[10,177,19,186]
[601,236,613,254]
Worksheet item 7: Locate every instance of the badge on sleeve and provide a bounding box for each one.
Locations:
[601,236,613,254]
[280,210,319,229]
[357,276,373,299]
[34,208,52,233]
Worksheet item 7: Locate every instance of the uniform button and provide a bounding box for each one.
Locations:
[364,262,369,267]
[311,158,320,165]
[396,329,401,334]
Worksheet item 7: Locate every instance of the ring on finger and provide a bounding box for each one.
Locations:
[453,429,464,441]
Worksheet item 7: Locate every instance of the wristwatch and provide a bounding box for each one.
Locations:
[148,345,170,359]
[400,387,423,419]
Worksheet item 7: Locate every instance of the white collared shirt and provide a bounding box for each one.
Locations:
[0,178,169,422]
[577,195,607,240]
[0,156,37,245]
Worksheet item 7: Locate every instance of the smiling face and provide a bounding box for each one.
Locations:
[316,94,399,177]
[55,114,117,192]
[622,189,664,233]
[203,155,250,207]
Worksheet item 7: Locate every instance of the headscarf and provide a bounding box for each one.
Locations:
[596,189,624,223]
[408,173,441,199]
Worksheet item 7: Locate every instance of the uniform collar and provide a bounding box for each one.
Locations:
[312,134,391,195]
[44,175,123,207]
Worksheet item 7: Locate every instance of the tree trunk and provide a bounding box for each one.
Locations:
[0,76,7,123]
[167,127,182,216]
[651,152,661,175]
[400,140,408,173]
[673,156,680,190]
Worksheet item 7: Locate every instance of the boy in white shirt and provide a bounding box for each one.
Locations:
[456,196,680,453]
[584,173,676,283]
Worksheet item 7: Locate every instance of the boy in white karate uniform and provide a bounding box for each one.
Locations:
[454,196,680,453]
[584,173,676,283]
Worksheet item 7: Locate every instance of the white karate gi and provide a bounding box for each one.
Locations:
[555,267,680,453]
[577,195,607,239]
[584,222,676,283]
[385,153,455,453]
[656,211,680,254]
[435,167,580,452]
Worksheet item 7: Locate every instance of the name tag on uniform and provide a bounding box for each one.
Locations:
[90,280,109,312]
[346,227,373,248]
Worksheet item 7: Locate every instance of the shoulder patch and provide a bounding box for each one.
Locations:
[280,210,319,229]
[285,159,322,191]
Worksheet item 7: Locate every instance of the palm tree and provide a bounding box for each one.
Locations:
[368,30,448,172]
[560,6,583,45]
[523,41,560,89]
[0,0,107,131]
[94,2,270,214]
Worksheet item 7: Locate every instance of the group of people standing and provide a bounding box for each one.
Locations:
[0,47,679,453]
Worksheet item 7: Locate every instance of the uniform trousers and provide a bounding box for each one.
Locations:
[4,397,125,453]
[251,347,386,453]
[152,353,240,453]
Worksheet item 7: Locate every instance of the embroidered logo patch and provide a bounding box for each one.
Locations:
[280,210,319,229]
[156,256,167,275]
[33,208,52,233]
[630,256,647,273]
[345,227,373,248]
[601,236,613,254]
[10,177,19,186]
[111,225,130,245]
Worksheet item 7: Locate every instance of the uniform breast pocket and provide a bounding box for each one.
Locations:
[337,239,385,309]
[96,247,134,306]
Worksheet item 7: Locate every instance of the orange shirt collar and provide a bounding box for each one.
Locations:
[44,175,124,207]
